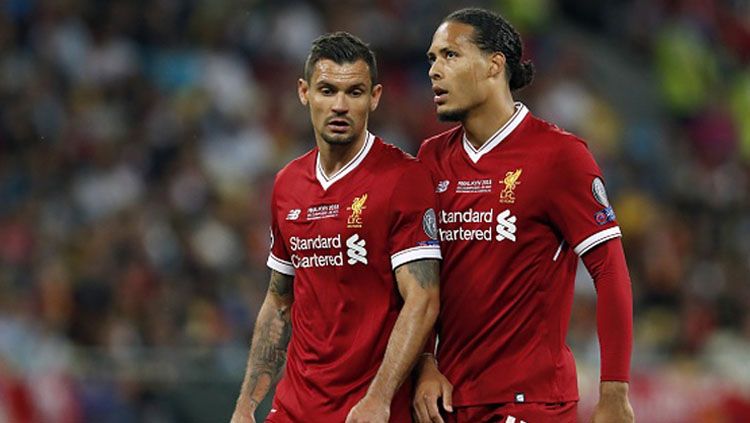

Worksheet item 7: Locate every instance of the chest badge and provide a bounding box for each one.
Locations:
[500,168,523,204]
[347,193,368,228]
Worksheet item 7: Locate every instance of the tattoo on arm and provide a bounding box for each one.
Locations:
[396,259,439,289]
[269,269,294,299]
[242,271,294,405]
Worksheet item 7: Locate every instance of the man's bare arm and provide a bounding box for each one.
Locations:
[346,259,440,422]
[232,270,294,421]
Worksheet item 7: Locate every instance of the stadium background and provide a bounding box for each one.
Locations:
[0,0,748,421]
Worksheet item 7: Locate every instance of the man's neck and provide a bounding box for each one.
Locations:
[316,131,368,177]
[463,92,516,150]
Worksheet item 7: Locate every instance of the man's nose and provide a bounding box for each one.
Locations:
[429,61,442,81]
[331,92,349,114]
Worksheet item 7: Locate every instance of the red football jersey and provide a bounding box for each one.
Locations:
[266,133,441,422]
[417,103,622,406]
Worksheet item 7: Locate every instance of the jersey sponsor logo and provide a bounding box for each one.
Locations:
[440,208,494,224]
[455,179,493,193]
[592,177,610,207]
[347,193,368,228]
[423,208,438,240]
[437,208,518,242]
[436,180,450,193]
[594,206,616,225]
[286,209,301,220]
[346,233,368,265]
[307,203,339,220]
[286,233,370,268]
[289,234,341,251]
[291,250,344,268]
[495,209,517,242]
[287,234,344,268]
[500,168,522,204]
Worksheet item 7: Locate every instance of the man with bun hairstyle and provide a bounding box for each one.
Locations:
[413,8,635,423]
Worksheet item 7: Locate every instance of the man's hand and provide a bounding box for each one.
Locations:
[413,354,453,423]
[591,381,634,423]
[345,394,391,423]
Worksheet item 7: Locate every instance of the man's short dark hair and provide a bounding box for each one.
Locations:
[304,32,378,86]
[445,8,534,91]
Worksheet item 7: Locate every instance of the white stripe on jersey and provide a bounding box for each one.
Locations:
[573,227,621,256]
[267,253,295,276]
[390,245,442,269]
[553,240,565,261]
[316,132,375,190]
[462,103,529,163]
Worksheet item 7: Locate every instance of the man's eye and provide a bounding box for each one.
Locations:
[321,88,333,95]
[446,51,457,59]
[350,90,363,97]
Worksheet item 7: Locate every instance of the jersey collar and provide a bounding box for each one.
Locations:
[316,131,375,190]
[462,102,529,163]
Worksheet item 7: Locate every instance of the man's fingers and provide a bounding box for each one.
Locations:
[413,396,430,423]
[425,394,445,423]
[441,382,454,412]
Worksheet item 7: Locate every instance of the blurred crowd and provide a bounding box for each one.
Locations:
[0,0,748,421]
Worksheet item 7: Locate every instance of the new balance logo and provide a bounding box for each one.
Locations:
[346,234,368,265]
[495,209,517,242]
[286,209,301,220]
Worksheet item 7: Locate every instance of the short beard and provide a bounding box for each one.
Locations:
[437,109,468,122]
[322,132,357,145]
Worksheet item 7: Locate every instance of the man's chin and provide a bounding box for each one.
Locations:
[437,108,467,122]
[322,132,356,145]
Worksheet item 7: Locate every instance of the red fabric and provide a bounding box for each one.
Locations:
[266,135,438,422]
[443,401,577,423]
[582,239,633,382]
[418,104,621,405]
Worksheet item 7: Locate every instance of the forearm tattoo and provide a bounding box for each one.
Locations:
[397,259,440,289]
[244,271,293,404]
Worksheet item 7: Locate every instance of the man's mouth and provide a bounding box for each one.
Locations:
[327,118,351,133]
[433,87,448,104]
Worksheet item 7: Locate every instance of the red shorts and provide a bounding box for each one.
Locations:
[444,401,577,423]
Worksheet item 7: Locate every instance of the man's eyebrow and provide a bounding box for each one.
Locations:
[315,81,368,90]
[427,47,452,57]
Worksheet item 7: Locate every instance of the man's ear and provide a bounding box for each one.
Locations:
[489,52,507,80]
[369,84,383,112]
[298,78,309,106]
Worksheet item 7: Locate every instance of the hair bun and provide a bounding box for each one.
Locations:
[509,60,534,91]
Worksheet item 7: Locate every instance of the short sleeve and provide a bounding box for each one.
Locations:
[266,183,295,276]
[547,138,621,256]
[388,164,442,269]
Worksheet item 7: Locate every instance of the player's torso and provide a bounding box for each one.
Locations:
[271,140,416,421]
[419,115,580,404]
[428,127,567,321]
[274,153,402,349]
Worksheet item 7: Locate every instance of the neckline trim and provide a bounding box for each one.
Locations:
[316,131,375,190]
[462,102,529,163]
